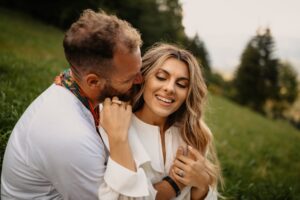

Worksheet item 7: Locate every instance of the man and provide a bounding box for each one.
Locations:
[1,9,210,199]
[1,9,148,199]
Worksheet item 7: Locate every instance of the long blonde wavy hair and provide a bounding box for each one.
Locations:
[133,43,222,189]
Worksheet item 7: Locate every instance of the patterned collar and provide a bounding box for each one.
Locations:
[54,69,99,127]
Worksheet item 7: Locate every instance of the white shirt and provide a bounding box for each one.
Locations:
[99,114,217,200]
[1,84,148,200]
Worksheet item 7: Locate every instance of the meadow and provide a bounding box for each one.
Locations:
[1,8,300,199]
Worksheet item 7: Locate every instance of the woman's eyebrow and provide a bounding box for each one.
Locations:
[157,69,169,75]
[159,69,189,80]
[177,77,190,81]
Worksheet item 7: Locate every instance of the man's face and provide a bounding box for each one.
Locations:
[97,47,143,102]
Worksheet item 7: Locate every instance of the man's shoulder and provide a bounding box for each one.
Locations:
[17,84,96,139]
[31,84,89,119]
[40,84,78,106]
[21,85,102,158]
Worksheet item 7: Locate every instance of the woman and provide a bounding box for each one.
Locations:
[99,43,222,199]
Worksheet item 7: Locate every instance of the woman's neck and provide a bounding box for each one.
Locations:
[135,109,167,132]
[135,107,171,164]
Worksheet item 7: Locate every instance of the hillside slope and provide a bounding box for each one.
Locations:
[207,95,300,199]
[1,8,299,199]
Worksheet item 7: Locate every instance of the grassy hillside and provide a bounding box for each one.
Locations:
[1,8,300,199]
[206,95,300,199]
[0,8,67,134]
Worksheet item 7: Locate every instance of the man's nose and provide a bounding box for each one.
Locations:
[133,73,143,84]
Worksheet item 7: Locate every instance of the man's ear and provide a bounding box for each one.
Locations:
[85,74,105,89]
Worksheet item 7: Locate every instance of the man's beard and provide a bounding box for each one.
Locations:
[97,82,135,103]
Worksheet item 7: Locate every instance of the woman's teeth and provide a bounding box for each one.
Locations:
[157,95,173,103]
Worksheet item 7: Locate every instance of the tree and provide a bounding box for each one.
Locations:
[185,34,211,72]
[2,0,191,52]
[234,28,279,113]
[271,61,298,118]
[0,0,104,28]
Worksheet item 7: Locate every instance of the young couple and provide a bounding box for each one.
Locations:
[1,9,221,199]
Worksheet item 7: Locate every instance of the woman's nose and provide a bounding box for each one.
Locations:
[163,81,175,93]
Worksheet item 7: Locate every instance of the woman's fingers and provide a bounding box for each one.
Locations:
[171,169,187,185]
[176,146,184,157]
[187,145,202,161]
[100,98,111,123]
[173,166,186,178]
[175,146,204,164]
[173,157,189,172]
[100,97,132,141]
[176,153,193,165]
[103,97,111,106]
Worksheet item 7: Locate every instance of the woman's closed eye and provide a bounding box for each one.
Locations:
[156,75,166,81]
[176,82,188,88]
[156,75,188,88]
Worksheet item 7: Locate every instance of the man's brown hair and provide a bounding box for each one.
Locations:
[63,9,142,78]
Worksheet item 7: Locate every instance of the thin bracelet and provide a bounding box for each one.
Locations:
[162,176,181,197]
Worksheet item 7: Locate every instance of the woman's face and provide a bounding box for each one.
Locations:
[141,58,190,120]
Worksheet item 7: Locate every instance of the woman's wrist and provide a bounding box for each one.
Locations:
[162,176,181,197]
[191,186,209,200]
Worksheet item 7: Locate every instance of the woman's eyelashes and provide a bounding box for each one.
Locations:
[155,75,188,89]
[156,75,166,81]
[176,82,188,88]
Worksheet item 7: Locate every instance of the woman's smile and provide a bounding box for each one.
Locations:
[140,58,189,120]
[155,94,175,104]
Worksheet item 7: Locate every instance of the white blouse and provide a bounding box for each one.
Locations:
[98,114,217,200]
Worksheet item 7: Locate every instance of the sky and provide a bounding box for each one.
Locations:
[180,0,300,79]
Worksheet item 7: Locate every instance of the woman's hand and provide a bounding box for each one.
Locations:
[168,147,187,191]
[100,97,136,171]
[100,97,132,143]
[172,146,211,192]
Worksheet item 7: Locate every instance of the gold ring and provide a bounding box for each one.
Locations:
[112,99,123,105]
[178,170,184,177]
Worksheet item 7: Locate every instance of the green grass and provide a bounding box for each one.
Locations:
[206,95,300,199]
[1,7,300,199]
[0,7,67,171]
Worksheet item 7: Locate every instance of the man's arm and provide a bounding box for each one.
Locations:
[39,126,107,199]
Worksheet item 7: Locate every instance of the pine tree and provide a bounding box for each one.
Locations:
[185,34,212,85]
[278,62,298,103]
[272,61,298,118]
[186,34,211,73]
[234,28,279,113]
